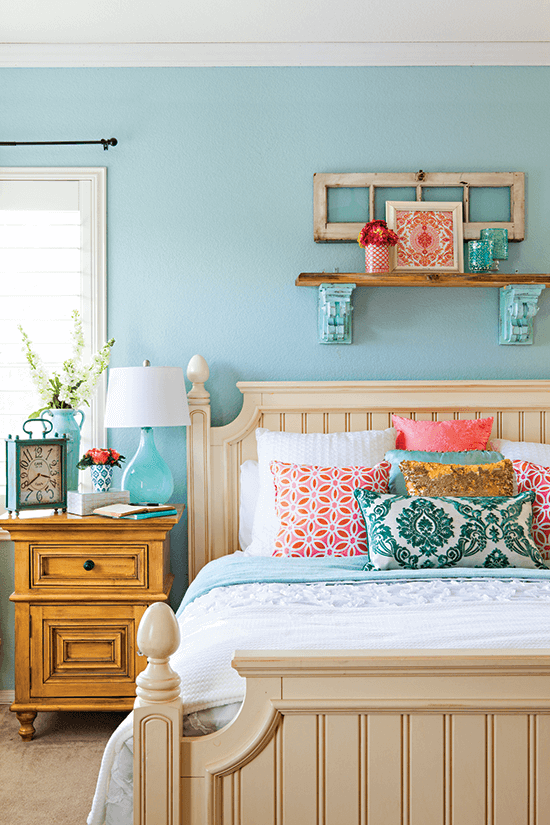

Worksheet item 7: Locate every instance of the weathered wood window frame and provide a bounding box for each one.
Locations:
[313,172,525,242]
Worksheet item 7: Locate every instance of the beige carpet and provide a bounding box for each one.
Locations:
[0,704,127,825]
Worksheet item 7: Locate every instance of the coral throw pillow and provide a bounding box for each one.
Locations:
[271,461,391,558]
[513,460,550,561]
[392,415,493,451]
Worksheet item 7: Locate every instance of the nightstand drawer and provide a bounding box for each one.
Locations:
[30,603,147,698]
[31,544,148,588]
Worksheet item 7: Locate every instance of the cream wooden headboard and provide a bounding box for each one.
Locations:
[185,355,550,582]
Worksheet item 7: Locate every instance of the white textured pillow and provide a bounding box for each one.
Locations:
[492,439,550,467]
[245,427,397,557]
[239,460,259,550]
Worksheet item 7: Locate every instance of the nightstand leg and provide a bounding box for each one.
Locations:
[15,711,37,741]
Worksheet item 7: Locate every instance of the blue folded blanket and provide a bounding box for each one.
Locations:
[177,553,550,614]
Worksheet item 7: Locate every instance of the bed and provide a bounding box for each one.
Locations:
[89,356,550,825]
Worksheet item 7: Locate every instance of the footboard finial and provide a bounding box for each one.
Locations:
[135,602,182,708]
[134,603,182,825]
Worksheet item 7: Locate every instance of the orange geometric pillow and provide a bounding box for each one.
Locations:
[270,460,390,558]
[392,414,493,451]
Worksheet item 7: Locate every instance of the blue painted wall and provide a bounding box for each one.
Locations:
[1,66,550,688]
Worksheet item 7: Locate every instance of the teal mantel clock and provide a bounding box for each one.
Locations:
[5,419,68,514]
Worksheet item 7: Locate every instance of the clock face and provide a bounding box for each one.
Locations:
[19,443,63,505]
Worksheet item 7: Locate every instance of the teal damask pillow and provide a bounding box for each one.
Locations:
[353,489,547,570]
[385,449,505,496]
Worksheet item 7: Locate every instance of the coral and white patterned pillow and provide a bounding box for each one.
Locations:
[271,460,391,558]
[246,427,397,556]
[513,460,550,560]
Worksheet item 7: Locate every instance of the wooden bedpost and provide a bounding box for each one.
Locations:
[187,354,211,582]
[133,602,183,825]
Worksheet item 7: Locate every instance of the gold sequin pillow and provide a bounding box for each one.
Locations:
[400,459,515,497]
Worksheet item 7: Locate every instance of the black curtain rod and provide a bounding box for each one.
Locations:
[0,138,118,150]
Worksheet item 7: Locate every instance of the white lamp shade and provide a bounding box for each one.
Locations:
[104,366,191,428]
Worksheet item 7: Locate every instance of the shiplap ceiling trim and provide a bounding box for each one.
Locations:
[1,41,550,68]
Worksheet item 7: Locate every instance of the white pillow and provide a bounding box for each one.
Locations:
[239,460,259,550]
[492,438,550,467]
[245,427,397,557]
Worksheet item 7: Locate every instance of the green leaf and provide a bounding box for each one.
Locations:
[28,407,49,419]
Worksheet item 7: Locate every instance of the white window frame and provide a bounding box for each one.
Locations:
[0,167,107,511]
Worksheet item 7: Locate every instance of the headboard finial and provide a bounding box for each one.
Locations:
[187,354,210,403]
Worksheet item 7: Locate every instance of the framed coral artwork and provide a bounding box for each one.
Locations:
[386,201,464,273]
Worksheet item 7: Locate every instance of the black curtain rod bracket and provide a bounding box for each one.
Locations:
[0,138,118,150]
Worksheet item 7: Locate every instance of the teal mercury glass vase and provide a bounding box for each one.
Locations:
[121,427,174,504]
[43,408,85,491]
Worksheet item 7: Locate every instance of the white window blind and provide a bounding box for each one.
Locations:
[0,169,106,505]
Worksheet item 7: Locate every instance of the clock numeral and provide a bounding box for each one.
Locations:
[20,459,29,470]
[46,448,52,459]
[36,490,43,502]
[51,460,58,467]
[23,449,32,463]
[20,480,30,489]
[35,446,43,457]
[24,492,32,501]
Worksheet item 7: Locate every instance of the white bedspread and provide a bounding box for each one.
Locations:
[88,576,550,825]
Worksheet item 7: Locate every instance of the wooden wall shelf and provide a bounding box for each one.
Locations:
[297,272,550,288]
[297,274,549,346]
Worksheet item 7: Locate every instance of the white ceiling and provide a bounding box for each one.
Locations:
[2,0,550,66]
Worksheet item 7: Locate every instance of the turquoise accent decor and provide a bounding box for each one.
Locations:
[318,283,355,344]
[481,228,509,260]
[4,420,68,514]
[43,408,85,491]
[499,284,545,345]
[467,240,494,272]
[121,427,174,504]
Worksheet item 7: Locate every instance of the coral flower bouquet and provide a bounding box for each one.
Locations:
[357,219,399,273]
[77,448,125,469]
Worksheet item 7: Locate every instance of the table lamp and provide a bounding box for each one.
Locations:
[104,361,191,504]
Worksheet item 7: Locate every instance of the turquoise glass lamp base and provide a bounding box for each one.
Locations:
[121,427,174,504]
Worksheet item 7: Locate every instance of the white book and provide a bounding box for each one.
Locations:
[93,503,177,518]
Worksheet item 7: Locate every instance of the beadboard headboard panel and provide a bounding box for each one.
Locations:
[185,360,550,582]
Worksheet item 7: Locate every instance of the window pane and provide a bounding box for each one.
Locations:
[0,175,103,503]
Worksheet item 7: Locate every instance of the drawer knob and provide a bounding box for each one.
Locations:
[83,559,95,571]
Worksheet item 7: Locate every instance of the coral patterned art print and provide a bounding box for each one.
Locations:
[386,201,464,273]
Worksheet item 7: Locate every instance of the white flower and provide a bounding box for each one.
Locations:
[19,312,115,418]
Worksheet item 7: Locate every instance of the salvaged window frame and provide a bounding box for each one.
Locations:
[313,172,525,242]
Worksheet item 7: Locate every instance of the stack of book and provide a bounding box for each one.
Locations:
[92,503,178,520]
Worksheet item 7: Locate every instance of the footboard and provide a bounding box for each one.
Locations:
[134,605,550,825]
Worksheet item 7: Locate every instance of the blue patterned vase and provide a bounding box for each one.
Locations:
[90,464,113,493]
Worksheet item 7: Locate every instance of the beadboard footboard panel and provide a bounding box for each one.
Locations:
[172,650,550,825]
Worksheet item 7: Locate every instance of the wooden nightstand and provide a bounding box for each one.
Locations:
[2,506,183,741]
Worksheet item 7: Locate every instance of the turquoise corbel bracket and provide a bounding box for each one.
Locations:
[499,284,546,345]
[318,283,356,344]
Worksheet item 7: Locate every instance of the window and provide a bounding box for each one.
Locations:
[0,168,107,505]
